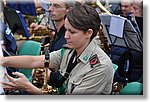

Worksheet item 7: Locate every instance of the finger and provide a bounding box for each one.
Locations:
[1,81,16,90]
[12,72,25,78]
[1,81,15,87]
[5,73,15,82]
[51,31,55,36]
[3,85,14,91]
[30,23,37,28]
[3,85,16,91]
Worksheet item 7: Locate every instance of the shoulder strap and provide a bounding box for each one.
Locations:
[61,47,65,59]
[58,50,77,86]
[63,50,78,78]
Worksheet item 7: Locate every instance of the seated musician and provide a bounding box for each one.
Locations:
[30,0,76,52]
[0,2,114,95]
[110,0,143,83]
[114,0,143,35]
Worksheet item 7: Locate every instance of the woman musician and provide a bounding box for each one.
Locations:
[0,2,114,95]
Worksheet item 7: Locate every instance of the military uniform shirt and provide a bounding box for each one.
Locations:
[49,39,114,95]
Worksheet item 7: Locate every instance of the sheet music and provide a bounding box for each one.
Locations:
[99,14,142,52]
[109,15,126,38]
[0,42,7,94]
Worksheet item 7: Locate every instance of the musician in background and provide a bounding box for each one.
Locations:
[132,0,143,17]
[31,0,53,29]
[120,0,134,16]
[31,0,76,89]
[0,3,114,95]
[132,0,143,34]
[114,0,143,34]
[110,0,143,84]
[30,0,75,52]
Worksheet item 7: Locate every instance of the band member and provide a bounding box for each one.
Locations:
[110,0,143,84]
[0,2,114,95]
[30,0,75,52]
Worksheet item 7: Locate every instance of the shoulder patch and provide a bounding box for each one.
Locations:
[89,54,100,68]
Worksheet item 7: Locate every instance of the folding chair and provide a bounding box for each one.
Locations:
[18,40,41,82]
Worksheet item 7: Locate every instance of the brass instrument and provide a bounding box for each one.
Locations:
[32,37,57,94]
[14,28,55,42]
[90,0,111,54]
[91,0,111,15]
[98,24,110,54]
[29,28,54,36]
[32,37,47,88]
[111,82,124,95]
[41,47,57,94]
[36,7,45,15]
[91,1,127,94]
[30,28,55,42]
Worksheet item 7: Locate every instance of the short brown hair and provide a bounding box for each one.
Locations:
[66,2,101,40]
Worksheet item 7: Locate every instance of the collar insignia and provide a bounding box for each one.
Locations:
[83,54,90,61]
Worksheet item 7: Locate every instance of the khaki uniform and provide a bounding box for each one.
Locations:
[50,39,114,95]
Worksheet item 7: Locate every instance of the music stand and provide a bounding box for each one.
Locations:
[99,14,143,52]
[6,0,36,16]
[3,6,30,38]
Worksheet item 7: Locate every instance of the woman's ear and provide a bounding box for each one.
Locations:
[86,29,93,39]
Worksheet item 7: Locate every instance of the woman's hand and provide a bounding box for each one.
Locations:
[1,72,31,91]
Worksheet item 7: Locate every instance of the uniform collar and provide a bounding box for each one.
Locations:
[78,40,96,64]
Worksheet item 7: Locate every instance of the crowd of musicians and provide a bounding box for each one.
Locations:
[0,0,143,95]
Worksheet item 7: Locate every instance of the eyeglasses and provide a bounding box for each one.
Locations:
[49,3,66,9]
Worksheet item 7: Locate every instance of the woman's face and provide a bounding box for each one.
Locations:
[64,18,92,50]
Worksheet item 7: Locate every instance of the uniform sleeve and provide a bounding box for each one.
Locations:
[50,49,62,70]
[70,64,113,95]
